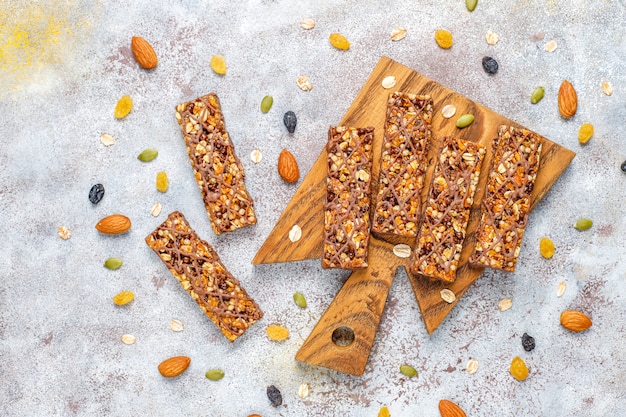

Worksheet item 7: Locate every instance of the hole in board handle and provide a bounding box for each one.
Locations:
[331,326,355,347]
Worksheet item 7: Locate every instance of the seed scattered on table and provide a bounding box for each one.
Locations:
[150,202,162,217]
[440,289,456,303]
[522,333,536,351]
[456,114,474,128]
[298,382,310,398]
[602,81,613,96]
[267,385,283,407]
[104,257,123,270]
[390,27,407,41]
[288,224,302,242]
[435,29,453,49]
[557,281,567,297]
[300,18,315,30]
[121,334,136,345]
[466,358,479,374]
[531,86,545,104]
[382,75,396,89]
[498,298,513,312]
[578,123,594,144]
[544,39,558,52]
[170,319,184,332]
[297,75,313,91]
[100,133,115,146]
[57,226,71,240]
[573,218,592,231]
[441,104,456,118]
[205,369,225,381]
[210,54,227,75]
[466,0,478,11]
[138,148,158,162]
[482,56,498,74]
[293,291,307,308]
[89,183,105,204]
[250,149,262,164]
[260,95,273,113]
[114,95,133,119]
[485,30,499,45]
[393,244,411,258]
[266,324,289,341]
[539,237,555,259]
[400,364,418,377]
[329,32,350,50]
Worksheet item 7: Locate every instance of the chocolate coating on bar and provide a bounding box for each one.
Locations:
[145,211,263,342]
[470,125,543,271]
[175,93,256,234]
[373,92,433,237]
[323,126,374,269]
[411,137,485,282]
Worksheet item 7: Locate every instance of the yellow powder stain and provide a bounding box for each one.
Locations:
[0,2,95,93]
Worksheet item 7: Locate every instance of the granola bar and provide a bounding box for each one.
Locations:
[410,137,486,282]
[175,93,256,234]
[372,92,433,237]
[470,125,544,271]
[323,125,375,269]
[145,211,263,342]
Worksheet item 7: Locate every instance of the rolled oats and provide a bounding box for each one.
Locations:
[440,289,456,303]
[466,358,479,374]
[100,133,115,146]
[121,334,136,345]
[393,244,411,258]
[557,281,566,297]
[485,30,499,45]
[544,39,558,52]
[289,224,302,242]
[150,202,162,217]
[57,226,71,240]
[297,75,313,91]
[441,104,456,118]
[602,81,613,96]
[300,18,315,30]
[498,298,513,311]
[250,149,263,164]
[390,27,407,41]
[298,382,310,398]
[170,319,184,332]
[381,75,396,89]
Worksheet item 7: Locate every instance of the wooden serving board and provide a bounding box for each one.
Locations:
[253,56,575,376]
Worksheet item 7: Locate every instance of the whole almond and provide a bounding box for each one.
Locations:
[96,214,131,234]
[158,356,191,378]
[558,80,577,118]
[439,399,467,417]
[131,36,158,69]
[560,310,592,332]
[278,149,299,183]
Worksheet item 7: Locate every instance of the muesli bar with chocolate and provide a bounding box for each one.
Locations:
[323,125,375,269]
[372,92,433,237]
[145,211,263,342]
[410,137,486,282]
[175,93,256,234]
[470,125,544,271]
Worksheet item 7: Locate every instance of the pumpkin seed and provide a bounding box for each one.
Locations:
[138,148,158,162]
[456,114,474,128]
[531,86,545,104]
[104,257,123,270]
[293,292,307,308]
[466,0,478,11]
[573,218,592,231]
[399,364,418,377]
[260,95,273,113]
[205,369,225,381]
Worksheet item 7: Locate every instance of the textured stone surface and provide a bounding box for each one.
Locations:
[1,1,625,416]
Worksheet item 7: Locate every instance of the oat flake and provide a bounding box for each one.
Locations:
[556,281,567,297]
[298,382,310,398]
[57,226,71,240]
[544,39,558,52]
[289,224,302,242]
[485,30,499,45]
[441,104,457,118]
[297,75,313,91]
[170,319,184,332]
[440,289,456,303]
[250,149,263,164]
[498,298,513,311]
[382,75,396,89]
[150,202,162,217]
[100,133,115,146]
[602,81,613,96]
[300,18,315,30]
[393,244,411,258]
[390,27,407,41]
[466,358,479,374]
[121,334,136,345]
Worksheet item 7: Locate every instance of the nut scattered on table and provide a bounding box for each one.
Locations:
[96,214,131,235]
[57,226,71,240]
[560,310,592,332]
[439,399,467,417]
[131,36,158,69]
[278,149,300,183]
[158,356,191,378]
[558,80,578,118]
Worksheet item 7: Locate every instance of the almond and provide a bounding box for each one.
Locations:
[158,356,191,378]
[95,214,131,234]
[131,36,158,69]
[560,310,592,332]
[558,80,577,118]
[278,149,299,183]
[438,399,466,417]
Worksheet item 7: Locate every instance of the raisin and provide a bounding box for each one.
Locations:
[210,55,227,75]
[482,56,498,74]
[435,29,453,49]
[539,237,555,259]
[114,95,133,119]
[329,32,350,50]
[266,385,282,407]
[522,333,535,351]
[621,160,626,172]
[283,111,297,133]
[89,183,105,204]
[156,171,168,192]
[510,356,529,381]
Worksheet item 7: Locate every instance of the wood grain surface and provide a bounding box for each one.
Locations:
[253,56,575,375]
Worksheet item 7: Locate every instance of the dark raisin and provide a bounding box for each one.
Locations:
[89,183,105,204]
[267,384,282,407]
[283,111,297,133]
[482,56,499,75]
[621,160,626,172]
[522,332,535,352]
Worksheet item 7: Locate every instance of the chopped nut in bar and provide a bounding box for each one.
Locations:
[410,136,485,282]
[470,125,544,271]
[372,92,433,237]
[323,125,375,269]
[175,93,256,234]
[145,211,263,342]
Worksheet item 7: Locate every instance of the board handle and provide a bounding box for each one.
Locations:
[295,238,400,376]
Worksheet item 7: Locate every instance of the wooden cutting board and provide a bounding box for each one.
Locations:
[253,56,575,376]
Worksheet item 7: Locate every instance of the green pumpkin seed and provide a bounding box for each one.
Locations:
[466,0,478,11]
[456,114,475,128]
[137,148,158,162]
[104,257,123,270]
[531,86,545,104]
[205,369,225,381]
[400,364,418,377]
[260,95,273,113]
[293,292,307,308]
[573,218,593,231]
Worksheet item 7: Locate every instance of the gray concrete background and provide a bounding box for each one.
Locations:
[1,1,625,416]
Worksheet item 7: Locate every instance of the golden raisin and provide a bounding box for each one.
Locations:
[114,95,133,119]
[378,406,390,417]
[329,32,350,50]
[435,29,453,49]
[266,324,289,341]
[156,171,168,192]
[510,356,529,381]
[578,123,594,144]
[210,55,227,75]
[113,291,134,306]
[539,237,555,259]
